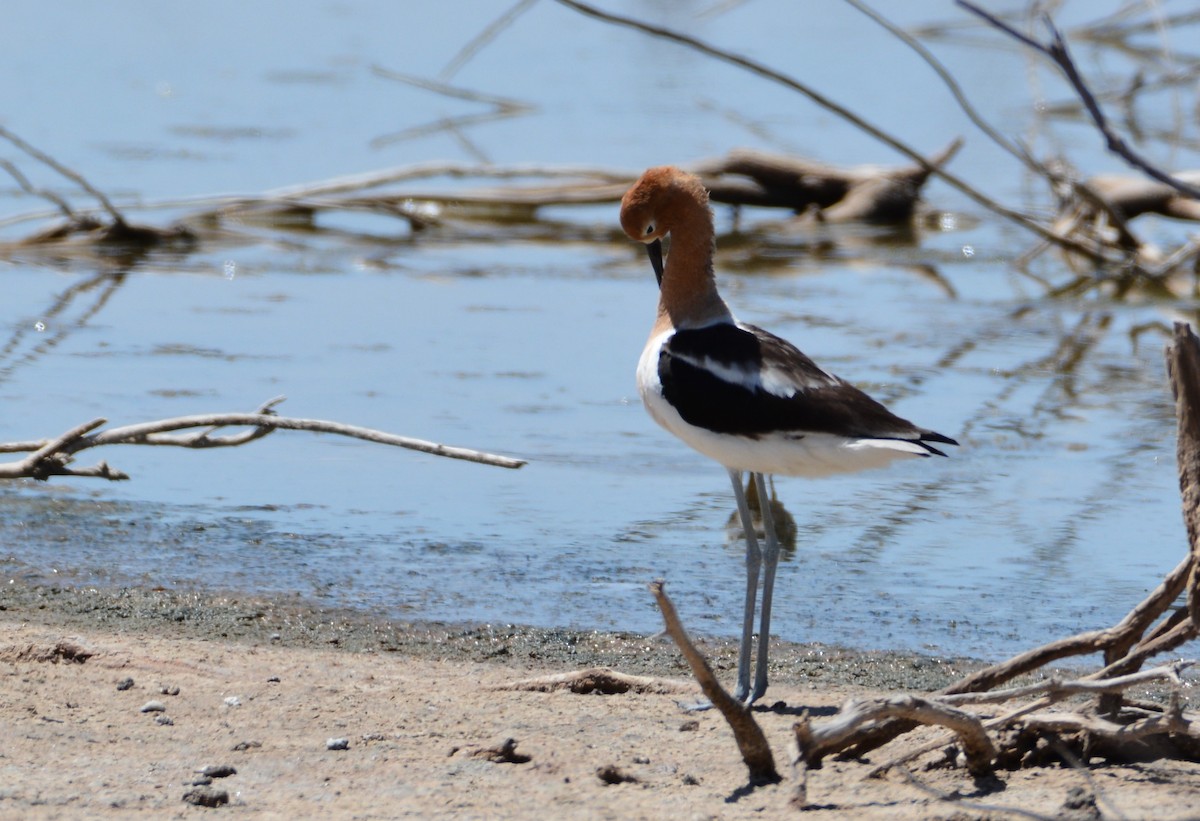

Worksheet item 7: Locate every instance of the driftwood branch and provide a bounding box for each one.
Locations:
[648,580,780,786]
[794,694,995,777]
[864,663,1196,777]
[0,397,525,480]
[940,661,1194,706]
[1,147,964,253]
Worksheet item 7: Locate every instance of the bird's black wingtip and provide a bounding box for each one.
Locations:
[920,430,959,457]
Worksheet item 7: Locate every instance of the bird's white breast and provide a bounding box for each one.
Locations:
[637,328,930,477]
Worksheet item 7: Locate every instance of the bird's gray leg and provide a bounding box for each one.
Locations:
[749,472,780,704]
[728,468,762,703]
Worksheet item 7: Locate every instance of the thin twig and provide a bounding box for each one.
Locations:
[0,124,127,224]
[0,158,76,219]
[371,65,531,113]
[438,0,539,80]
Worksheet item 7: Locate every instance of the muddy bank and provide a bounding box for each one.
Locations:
[4,580,1200,819]
[1,580,983,692]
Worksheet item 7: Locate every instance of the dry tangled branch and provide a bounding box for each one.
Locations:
[0,396,525,480]
[958,1,1200,202]
[949,1,1200,279]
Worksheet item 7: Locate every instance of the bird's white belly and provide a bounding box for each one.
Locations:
[637,339,926,478]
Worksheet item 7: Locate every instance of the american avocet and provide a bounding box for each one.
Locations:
[620,166,957,705]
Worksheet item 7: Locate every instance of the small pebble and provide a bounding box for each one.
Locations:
[155,715,174,726]
[190,776,213,786]
[223,696,241,707]
[116,677,134,691]
[266,676,280,683]
[140,701,167,713]
[231,740,262,752]
[182,786,228,808]
[326,737,350,751]
[679,720,700,732]
[159,684,180,696]
[632,755,650,764]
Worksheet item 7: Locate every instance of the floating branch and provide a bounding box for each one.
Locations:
[0,123,195,249]
[0,396,525,480]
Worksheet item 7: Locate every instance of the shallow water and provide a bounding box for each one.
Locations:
[1,1,1197,661]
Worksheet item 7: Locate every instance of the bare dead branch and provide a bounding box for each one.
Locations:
[0,398,526,480]
[648,580,780,786]
[0,123,128,225]
[368,65,534,153]
[958,0,1200,202]
[1019,701,1196,746]
[793,694,995,776]
[939,662,1194,706]
[865,664,1197,778]
[372,66,530,113]
[93,149,956,242]
[1167,322,1200,615]
[691,141,961,221]
[941,552,1193,697]
[12,417,109,480]
[258,162,636,202]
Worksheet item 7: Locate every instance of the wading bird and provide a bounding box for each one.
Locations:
[620,166,957,704]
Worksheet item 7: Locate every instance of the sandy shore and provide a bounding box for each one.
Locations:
[2,582,1199,819]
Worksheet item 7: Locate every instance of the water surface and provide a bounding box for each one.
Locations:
[1,1,1196,661]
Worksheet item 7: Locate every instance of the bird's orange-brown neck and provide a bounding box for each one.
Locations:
[652,196,730,335]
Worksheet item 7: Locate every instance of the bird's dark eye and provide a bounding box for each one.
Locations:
[644,224,654,235]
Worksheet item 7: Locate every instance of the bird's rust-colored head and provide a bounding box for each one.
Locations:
[619,166,711,286]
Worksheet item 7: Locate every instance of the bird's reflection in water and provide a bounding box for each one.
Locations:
[724,474,797,558]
